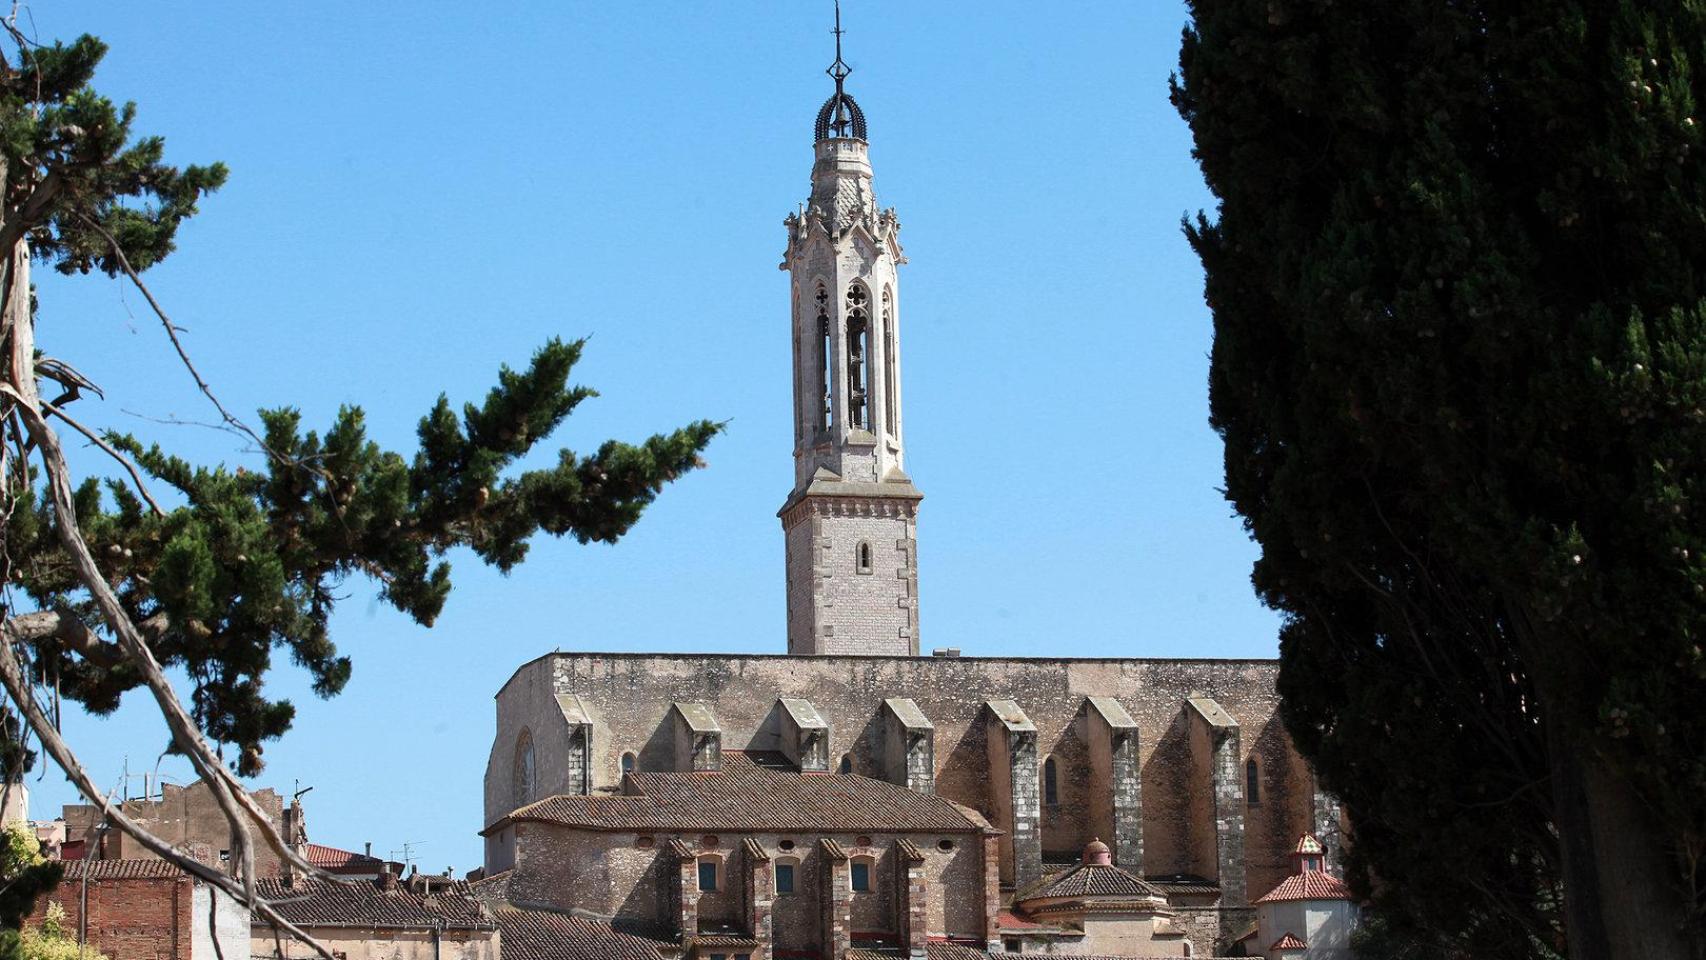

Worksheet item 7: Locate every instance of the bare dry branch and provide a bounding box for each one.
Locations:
[35,395,164,515]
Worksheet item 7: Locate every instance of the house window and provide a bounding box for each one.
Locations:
[775,860,797,895]
[621,752,637,775]
[1246,758,1261,805]
[698,858,720,892]
[856,541,873,575]
[1043,757,1059,806]
[850,858,872,892]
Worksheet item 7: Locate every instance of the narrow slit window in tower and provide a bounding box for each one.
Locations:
[882,287,897,435]
[816,284,833,432]
[856,541,872,574]
[845,283,871,430]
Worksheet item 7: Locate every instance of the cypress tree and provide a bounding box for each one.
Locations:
[1174,3,1706,957]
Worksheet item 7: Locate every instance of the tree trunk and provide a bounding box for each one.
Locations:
[1549,709,1700,960]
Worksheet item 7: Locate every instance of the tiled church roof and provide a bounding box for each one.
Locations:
[255,876,495,930]
[1015,862,1167,902]
[490,752,982,835]
[1253,869,1352,904]
[493,908,665,960]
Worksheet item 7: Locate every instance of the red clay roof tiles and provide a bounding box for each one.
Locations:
[495,752,980,835]
[1254,869,1352,904]
[59,859,184,880]
[255,876,494,930]
[493,907,665,960]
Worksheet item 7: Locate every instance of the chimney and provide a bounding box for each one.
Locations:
[931,648,961,658]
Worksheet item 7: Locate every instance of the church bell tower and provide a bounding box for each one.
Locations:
[779,4,921,657]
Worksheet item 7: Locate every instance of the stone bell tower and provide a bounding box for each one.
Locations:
[779,7,921,657]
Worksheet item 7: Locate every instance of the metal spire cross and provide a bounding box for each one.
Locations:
[826,0,854,136]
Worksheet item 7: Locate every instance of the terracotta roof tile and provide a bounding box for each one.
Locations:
[1254,869,1352,904]
[493,907,664,960]
[59,860,184,880]
[742,838,770,861]
[996,909,1044,930]
[255,876,494,930]
[1016,863,1166,902]
[493,752,979,835]
[896,838,925,862]
[819,838,850,860]
[1272,932,1308,950]
[303,843,384,872]
[847,944,993,960]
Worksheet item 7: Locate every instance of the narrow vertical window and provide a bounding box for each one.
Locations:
[621,752,637,775]
[839,754,853,775]
[850,859,872,892]
[845,283,871,429]
[856,541,873,574]
[1043,756,1059,806]
[816,284,833,432]
[514,730,536,807]
[882,287,897,435]
[1246,758,1261,805]
[775,861,797,894]
[698,858,720,892]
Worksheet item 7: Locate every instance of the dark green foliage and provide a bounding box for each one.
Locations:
[0,36,720,781]
[1174,0,1706,953]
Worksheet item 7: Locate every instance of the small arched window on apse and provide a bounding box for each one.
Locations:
[1245,758,1261,805]
[856,541,873,575]
[513,729,536,808]
[621,752,638,776]
[1042,756,1059,806]
[839,754,854,775]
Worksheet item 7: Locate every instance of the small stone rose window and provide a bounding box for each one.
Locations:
[778,839,796,852]
[855,835,872,847]
[636,836,655,849]
[702,834,720,848]
[937,839,954,852]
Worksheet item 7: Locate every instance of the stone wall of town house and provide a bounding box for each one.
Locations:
[257,929,498,960]
[487,653,1314,901]
[28,875,192,960]
[506,825,993,946]
[64,782,289,877]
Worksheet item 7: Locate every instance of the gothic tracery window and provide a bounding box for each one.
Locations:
[881,287,897,435]
[816,284,833,433]
[845,283,871,430]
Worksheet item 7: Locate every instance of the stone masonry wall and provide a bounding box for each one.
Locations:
[486,654,1298,893]
[785,506,917,657]
[64,783,287,876]
[507,826,990,946]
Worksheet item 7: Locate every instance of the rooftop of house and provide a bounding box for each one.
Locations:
[493,907,666,960]
[302,842,384,873]
[59,859,185,881]
[487,751,988,835]
[255,875,495,931]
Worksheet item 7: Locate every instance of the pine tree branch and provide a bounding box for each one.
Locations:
[36,395,163,515]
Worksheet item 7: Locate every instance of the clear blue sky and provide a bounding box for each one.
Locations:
[27,1,1275,872]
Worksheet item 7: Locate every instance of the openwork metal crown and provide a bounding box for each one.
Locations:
[814,0,867,141]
